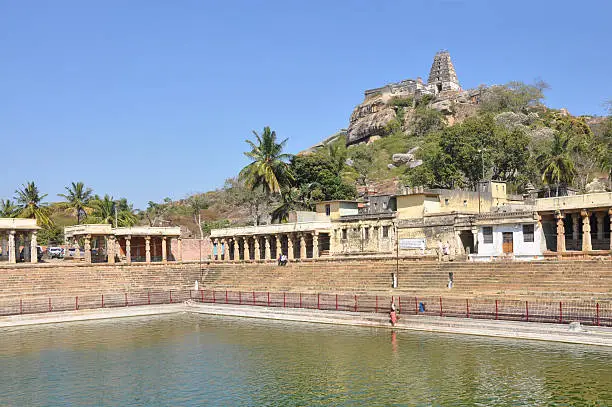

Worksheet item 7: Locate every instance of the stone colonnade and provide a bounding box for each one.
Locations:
[212,231,328,261]
[66,234,182,264]
[554,208,612,252]
[0,230,38,263]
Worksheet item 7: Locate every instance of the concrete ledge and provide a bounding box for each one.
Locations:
[1,302,611,347]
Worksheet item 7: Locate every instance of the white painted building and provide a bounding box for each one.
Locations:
[470,211,546,261]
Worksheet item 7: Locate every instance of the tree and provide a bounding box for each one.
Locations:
[479,81,548,114]
[240,126,294,195]
[290,154,356,202]
[187,194,208,239]
[224,177,271,226]
[58,181,93,224]
[0,199,19,217]
[538,132,577,194]
[14,182,52,226]
[89,195,137,227]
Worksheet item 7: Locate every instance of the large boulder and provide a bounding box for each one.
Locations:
[346,96,396,145]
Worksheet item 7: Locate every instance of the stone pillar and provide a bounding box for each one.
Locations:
[108,236,116,264]
[312,232,319,258]
[596,212,605,241]
[581,210,592,252]
[571,212,580,245]
[471,228,478,254]
[555,211,566,253]
[276,236,282,258]
[609,208,612,251]
[243,237,250,261]
[264,236,271,260]
[299,234,306,259]
[125,236,132,264]
[253,237,261,261]
[145,236,151,263]
[177,237,182,261]
[8,231,16,263]
[287,234,294,260]
[84,234,92,263]
[233,238,239,261]
[162,236,167,263]
[30,231,38,263]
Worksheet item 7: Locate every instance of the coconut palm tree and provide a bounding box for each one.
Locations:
[58,181,93,224]
[538,132,577,195]
[89,195,137,227]
[14,181,52,226]
[240,126,294,195]
[0,199,19,217]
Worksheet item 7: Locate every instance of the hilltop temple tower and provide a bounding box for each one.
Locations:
[427,50,461,94]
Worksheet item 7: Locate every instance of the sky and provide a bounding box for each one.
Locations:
[1,0,611,209]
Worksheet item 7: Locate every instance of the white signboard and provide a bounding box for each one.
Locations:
[399,238,426,249]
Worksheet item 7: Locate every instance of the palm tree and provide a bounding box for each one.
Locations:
[58,181,93,224]
[0,199,19,217]
[538,133,577,195]
[89,195,137,227]
[240,126,294,195]
[14,182,52,226]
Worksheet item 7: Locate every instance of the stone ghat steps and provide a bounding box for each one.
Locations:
[202,262,612,300]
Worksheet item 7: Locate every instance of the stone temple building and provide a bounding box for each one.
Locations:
[363,50,461,101]
[210,184,612,263]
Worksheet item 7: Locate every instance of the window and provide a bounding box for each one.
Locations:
[523,224,534,242]
[382,226,389,238]
[364,228,369,240]
[483,227,493,244]
[325,204,331,216]
[342,229,347,240]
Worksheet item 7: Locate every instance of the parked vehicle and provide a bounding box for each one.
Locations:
[48,247,64,259]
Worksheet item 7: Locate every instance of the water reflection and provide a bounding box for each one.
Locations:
[0,314,610,406]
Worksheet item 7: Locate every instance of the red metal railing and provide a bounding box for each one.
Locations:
[0,290,610,327]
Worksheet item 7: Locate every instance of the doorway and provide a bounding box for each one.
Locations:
[502,232,514,254]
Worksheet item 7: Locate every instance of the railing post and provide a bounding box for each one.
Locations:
[398,296,402,314]
[170,290,173,304]
[48,297,52,312]
[20,299,22,315]
[596,302,600,326]
[466,298,470,318]
[239,291,242,305]
[75,296,79,311]
[439,297,442,317]
[201,289,204,303]
[102,294,104,308]
[354,294,357,312]
[559,301,563,324]
[252,291,255,306]
[375,295,378,313]
[495,299,498,320]
[148,290,151,305]
[335,294,338,311]
[125,293,128,307]
[267,292,270,307]
[299,293,302,309]
[317,293,320,310]
[225,290,228,304]
[415,297,418,315]
[283,292,286,308]
[212,290,216,304]
[525,301,529,322]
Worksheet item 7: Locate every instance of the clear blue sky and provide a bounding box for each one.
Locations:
[1,0,611,209]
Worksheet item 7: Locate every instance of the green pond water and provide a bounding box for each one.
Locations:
[0,313,610,406]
